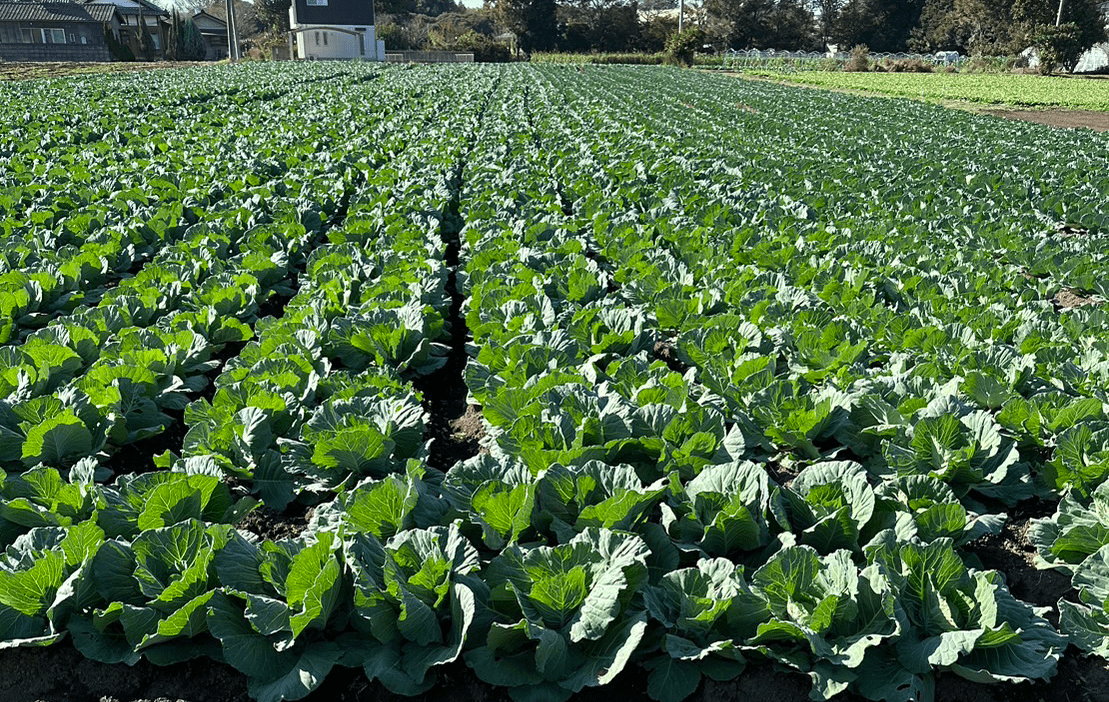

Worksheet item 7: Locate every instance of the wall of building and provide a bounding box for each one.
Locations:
[292,0,373,29]
[0,21,107,46]
[0,41,111,61]
[199,32,228,60]
[293,23,382,60]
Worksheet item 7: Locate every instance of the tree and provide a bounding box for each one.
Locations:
[665,25,705,64]
[255,0,291,33]
[1015,0,1107,65]
[774,0,818,47]
[165,10,182,60]
[913,0,1106,57]
[704,0,817,49]
[413,0,464,14]
[912,0,1020,52]
[180,17,208,60]
[104,25,135,61]
[835,0,923,51]
[641,12,679,50]
[810,0,843,47]
[136,10,156,60]
[497,0,558,52]
[555,0,643,52]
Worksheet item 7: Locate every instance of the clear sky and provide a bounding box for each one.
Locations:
[459,0,484,7]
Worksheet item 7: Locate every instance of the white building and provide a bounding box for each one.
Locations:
[289,0,384,60]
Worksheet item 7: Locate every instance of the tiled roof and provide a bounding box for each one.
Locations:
[0,1,117,23]
[76,0,167,16]
[85,3,117,21]
[192,9,226,27]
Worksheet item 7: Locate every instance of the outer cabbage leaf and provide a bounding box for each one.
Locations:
[0,522,103,649]
[441,454,538,550]
[208,530,344,701]
[535,460,666,543]
[857,537,1065,699]
[469,528,650,701]
[661,460,773,558]
[345,523,485,695]
[1029,482,1109,572]
[641,558,767,702]
[746,547,899,700]
[71,520,232,666]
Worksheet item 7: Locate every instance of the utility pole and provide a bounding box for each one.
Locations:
[679,0,685,33]
[225,0,240,60]
[1055,0,1065,25]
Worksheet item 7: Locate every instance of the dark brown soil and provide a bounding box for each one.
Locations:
[652,340,689,373]
[414,326,479,472]
[449,404,488,453]
[983,108,1109,132]
[236,503,313,541]
[102,409,188,478]
[8,638,1109,702]
[766,460,802,486]
[1053,287,1100,309]
[0,642,249,702]
[701,665,817,702]
[413,182,480,474]
[0,61,211,82]
[1055,224,1091,238]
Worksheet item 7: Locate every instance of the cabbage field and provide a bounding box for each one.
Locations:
[2,62,1109,702]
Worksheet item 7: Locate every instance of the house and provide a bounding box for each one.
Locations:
[288,0,384,61]
[77,0,168,59]
[191,9,226,60]
[0,1,123,61]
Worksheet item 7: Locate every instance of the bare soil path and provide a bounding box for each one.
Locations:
[983,107,1109,131]
[0,61,210,81]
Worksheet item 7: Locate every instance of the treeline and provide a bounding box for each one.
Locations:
[503,0,1107,55]
[451,0,1107,66]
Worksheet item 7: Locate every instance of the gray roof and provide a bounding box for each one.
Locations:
[77,0,166,16]
[84,2,117,21]
[192,9,225,29]
[0,1,119,22]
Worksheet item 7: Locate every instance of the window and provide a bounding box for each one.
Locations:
[314,31,319,46]
[69,33,75,43]
[306,0,328,6]
[151,34,160,50]
[81,36,87,44]
[42,28,65,43]
[322,32,327,46]
[21,28,33,43]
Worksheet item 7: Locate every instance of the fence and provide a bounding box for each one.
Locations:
[385,51,474,63]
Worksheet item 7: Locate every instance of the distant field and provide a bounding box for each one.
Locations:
[746,70,1109,111]
[0,61,209,81]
